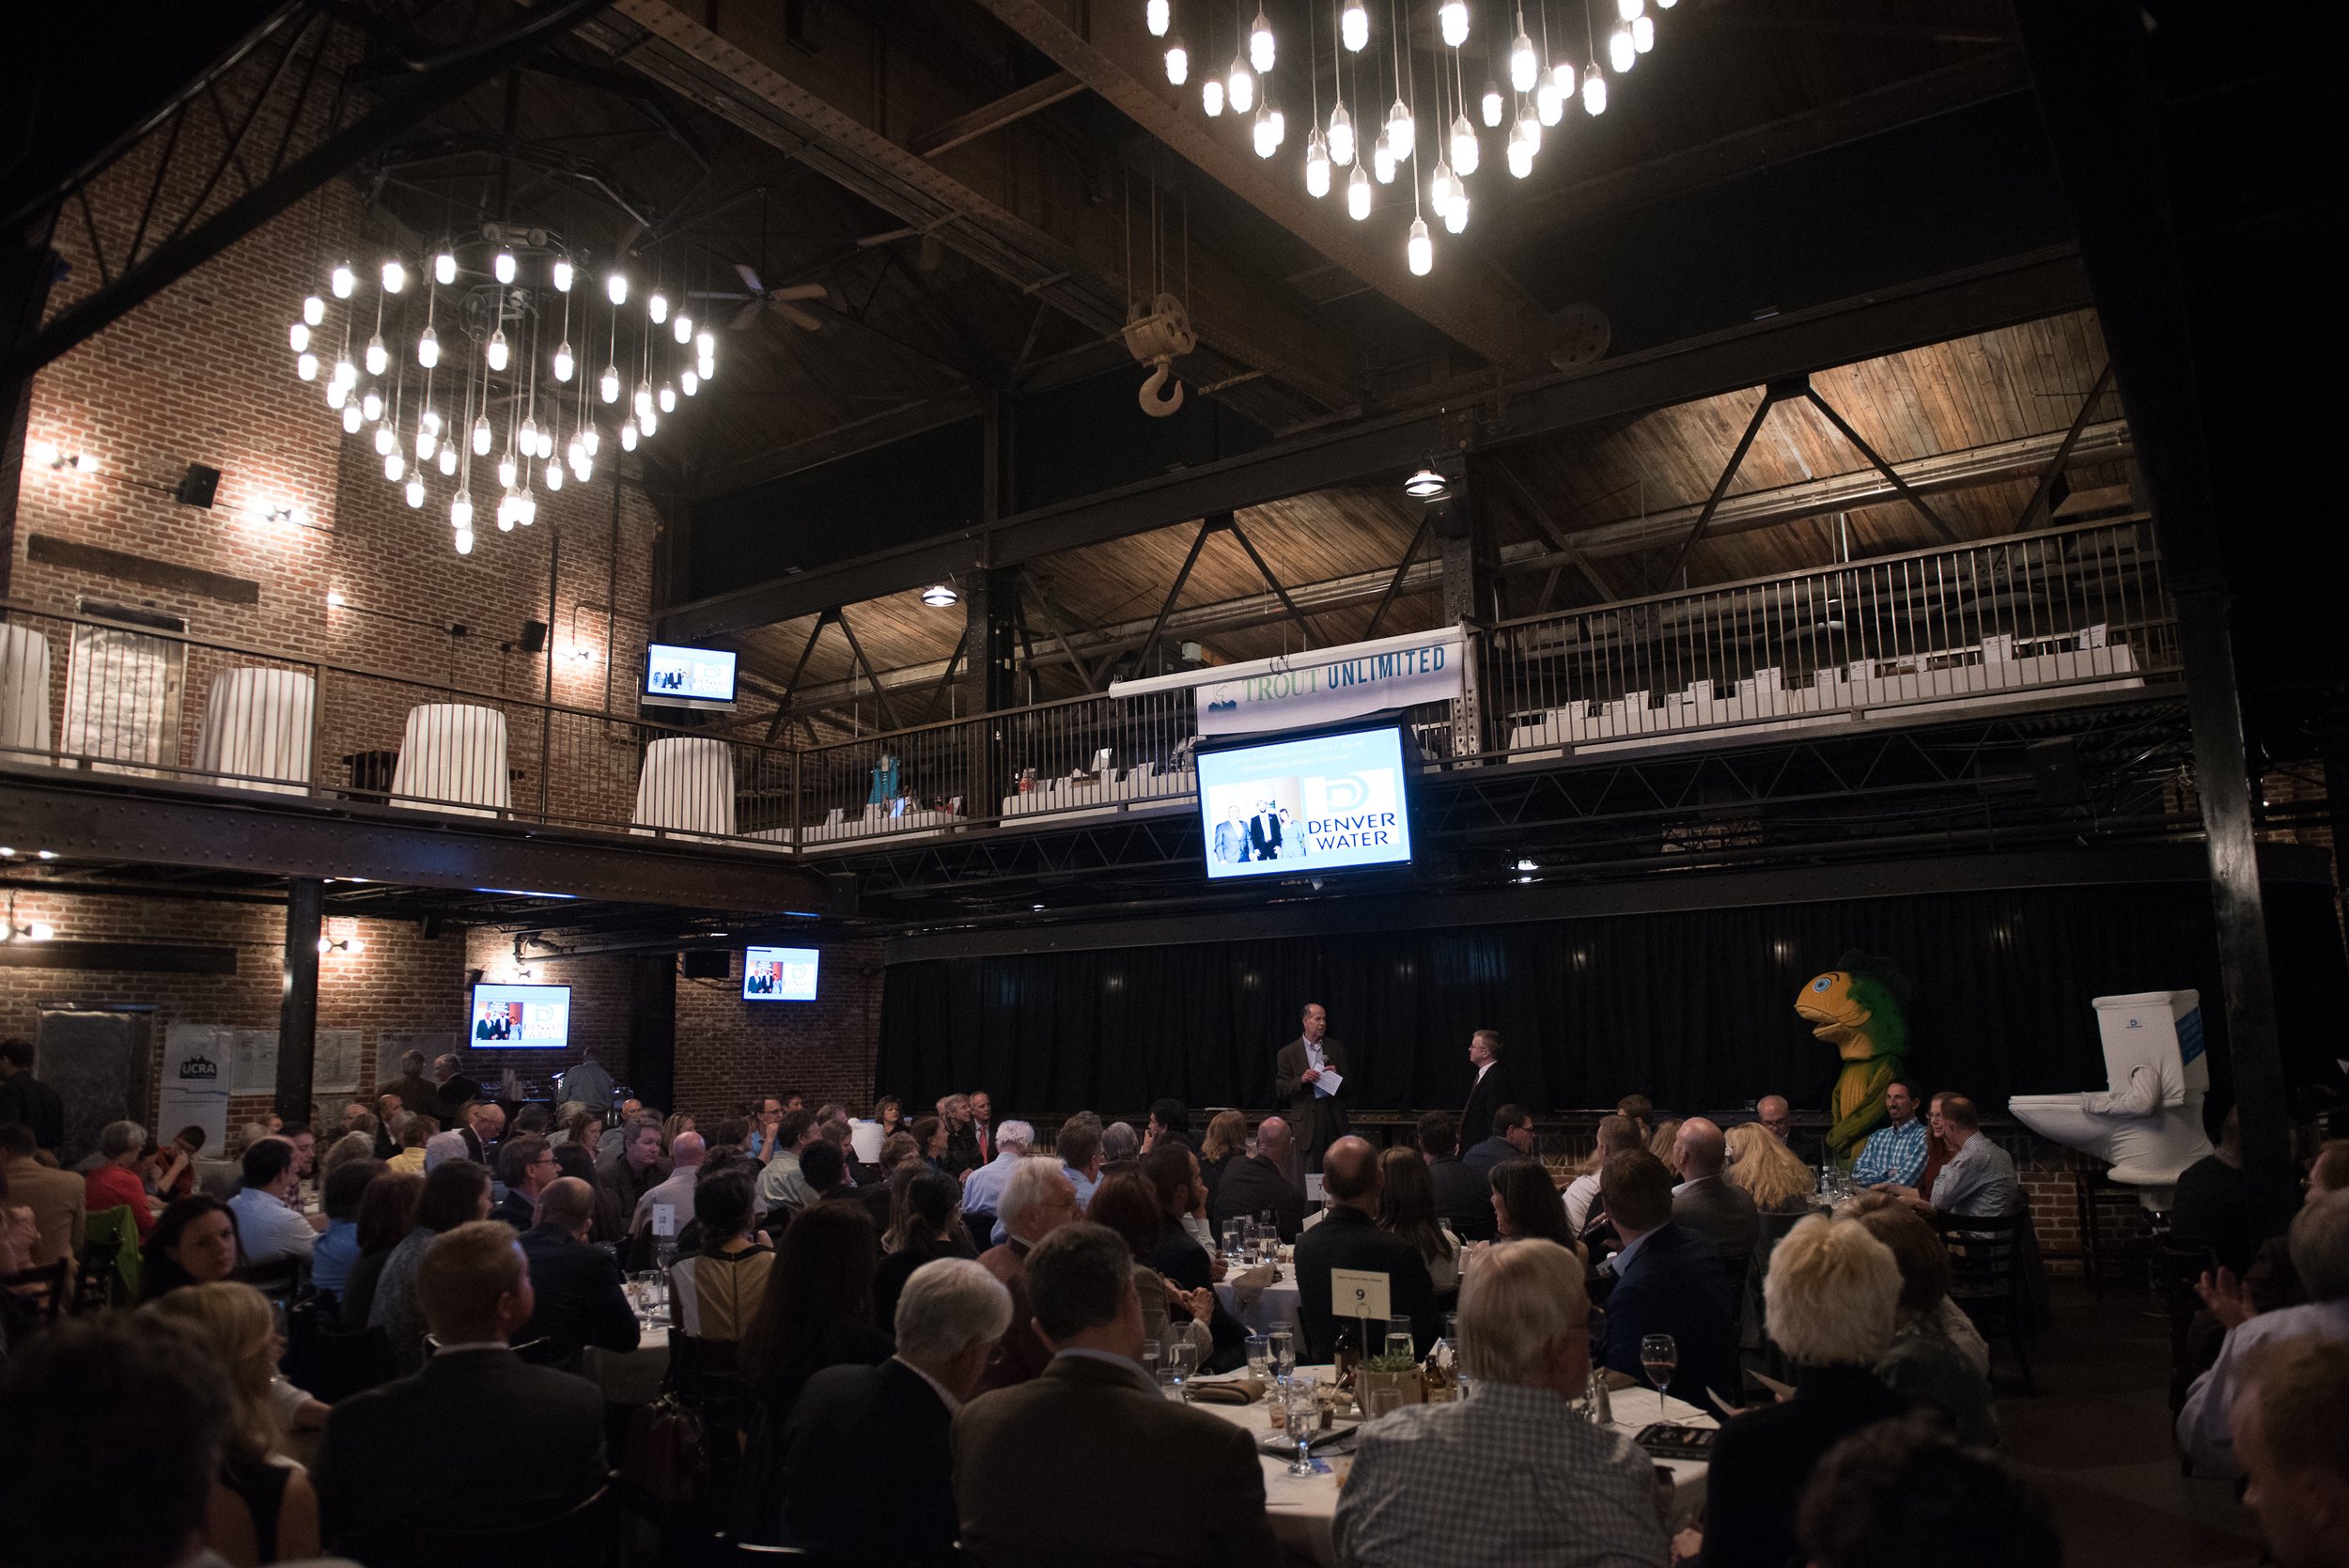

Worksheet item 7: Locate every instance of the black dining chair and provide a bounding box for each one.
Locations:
[1932,1210,2035,1394]
[0,1259,70,1327]
[385,1478,615,1568]
[71,1234,122,1313]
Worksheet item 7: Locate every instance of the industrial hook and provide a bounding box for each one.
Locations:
[1139,361,1185,417]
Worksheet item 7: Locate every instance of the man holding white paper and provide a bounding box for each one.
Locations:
[1274,1001,1351,1172]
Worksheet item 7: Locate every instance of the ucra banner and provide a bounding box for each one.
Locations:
[1110,626,1467,736]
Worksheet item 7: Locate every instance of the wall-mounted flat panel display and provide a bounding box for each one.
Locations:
[1196,724,1414,880]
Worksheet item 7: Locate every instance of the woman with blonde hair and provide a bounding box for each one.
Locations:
[1198,1110,1249,1214]
[143,1281,323,1565]
[661,1110,696,1157]
[1725,1122,1817,1214]
[1647,1118,1686,1178]
[1564,1114,1643,1234]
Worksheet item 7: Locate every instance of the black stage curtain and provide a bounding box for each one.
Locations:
[878,880,2347,1119]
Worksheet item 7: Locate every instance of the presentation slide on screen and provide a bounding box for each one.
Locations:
[470,984,571,1048]
[644,642,738,701]
[743,946,820,1001]
[1197,726,1413,880]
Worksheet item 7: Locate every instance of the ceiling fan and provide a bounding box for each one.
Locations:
[692,262,831,332]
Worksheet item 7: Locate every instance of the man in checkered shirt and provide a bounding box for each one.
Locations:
[1331,1238,1668,1568]
[1850,1079,1930,1188]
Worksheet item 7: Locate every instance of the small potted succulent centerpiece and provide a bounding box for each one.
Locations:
[1357,1349,1426,1410]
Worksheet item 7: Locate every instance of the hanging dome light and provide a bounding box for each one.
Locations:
[497,450,518,489]
[1373,131,1397,184]
[1227,54,1254,113]
[1146,0,1170,37]
[365,334,388,376]
[405,474,426,508]
[1268,101,1285,148]
[384,450,405,481]
[648,291,670,325]
[433,251,457,286]
[633,380,654,420]
[1249,7,1274,71]
[1404,464,1448,497]
[496,492,517,532]
[330,260,355,299]
[581,426,599,456]
[552,340,574,381]
[1536,75,1563,125]
[1305,130,1331,197]
[1609,25,1635,70]
[332,355,355,388]
[1346,163,1373,220]
[373,423,397,456]
[552,256,574,292]
[1429,159,1456,212]
[1482,80,1504,128]
[1618,0,1643,17]
[922,583,960,608]
[493,250,517,285]
[1204,75,1224,116]
[1341,0,1368,51]
[360,389,382,423]
[416,325,440,367]
[520,415,538,452]
[451,490,473,531]
[454,527,474,555]
[620,419,639,452]
[1165,33,1188,85]
[381,259,406,294]
[341,402,364,433]
[659,382,677,412]
[1445,193,1470,233]
[289,321,309,352]
[1451,114,1479,176]
[303,295,325,326]
[695,329,715,361]
[438,444,458,475]
[1439,0,1469,48]
[472,413,492,455]
[1510,26,1537,90]
[1329,102,1356,166]
[599,365,621,404]
[641,405,658,438]
[415,425,435,459]
[606,272,629,305]
[1506,118,1534,178]
[545,459,563,491]
[1633,13,1655,52]
[1582,61,1609,115]
[1516,102,1542,157]
[486,328,508,371]
[673,311,693,345]
[680,367,700,396]
[297,351,319,380]
[421,408,442,437]
[1407,217,1433,276]
[1387,98,1414,156]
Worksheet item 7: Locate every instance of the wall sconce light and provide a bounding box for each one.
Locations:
[251,499,314,530]
[27,441,98,474]
[317,917,366,956]
[0,894,54,942]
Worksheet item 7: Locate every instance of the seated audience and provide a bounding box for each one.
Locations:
[2172,1106,2253,1273]
[940,1094,981,1176]
[552,1108,603,1157]
[1332,1238,1667,1568]
[801,1138,853,1203]
[1055,1117,1104,1209]
[1615,1094,1656,1141]
[2196,1139,2349,1342]
[1648,1117,1686,1177]
[369,1157,492,1372]
[1145,1097,1195,1155]
[599,1113,670,1218]
[155,1126,209,1203]
[454,1102,503,1168]
[1797,1416,2060,1568]
[1847,1079,1931,1190]
[1461,1104,1533,1181]
[1099,1120,1143,1170]
[1843,1193,1997,1444]
[670,1168,775,1341]
[309,1158,382,1297]
[0,1119,85,1265]
[318,1221,606,1558]
[877,1168,975,1329]
[383,1115,434,1174]
[491,1135,557,1231]
[1696,1215,1906,1568]
[1562,1113,1641,1237]
[2228,1336,2349,1568]
[1137,1142,1221,1290]
[421,1129,469,1174]
[317,1131,375,1183]
[227,1139,321,1267]
[629,1129,705,1242]
[1488,1157,1576,1248]
[144,1281,327,1563]
[661,1110,696,1157]
[951,1222,1280,1568]
[516,1176,639,1370]
[141,1194,241,1301]
[2180,1188,2349,1475]
[1877,1094,2017,1219]
[1088,1172,1216,1362]
[551,1141,625,1245]
[958,1118,1034,1221]
[1210,1113,1306,1242]
[338,1171,423,1329]
[1416,1111,1495,1243]
[1591,1150,1738,1406]
[1673,1116,1762,1308]
[754,1110,821,1216]
[1375,1146,1463,1292]
[976,1157,1081,1389]
[741,1199,892,1424]
[911,1115,949,1172]
[85,1117,159,1238]
[1295,1137,1439,1359]
[1726,1120,1819,1215]
[768,1259,1014,1560]
[1199,1110,1249,1213]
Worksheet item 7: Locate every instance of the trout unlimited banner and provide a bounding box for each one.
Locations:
[1110,626,1467,736]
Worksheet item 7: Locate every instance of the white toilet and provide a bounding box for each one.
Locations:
[2008,989,2215,1211]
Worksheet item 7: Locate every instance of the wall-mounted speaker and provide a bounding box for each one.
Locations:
[520,620,549,653]
[680,949,729,980]
[175,463,221,507]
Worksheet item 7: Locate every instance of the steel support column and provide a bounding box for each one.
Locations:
[961,566,1019,813]
[273,877,323,1123]
[1431,473,1495,759]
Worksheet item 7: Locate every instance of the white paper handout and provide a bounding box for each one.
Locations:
[1312,1069,1344,1098]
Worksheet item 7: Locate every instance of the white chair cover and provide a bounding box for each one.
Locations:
[0,623,52,766]
[192,667,315,795]
[389,703,511,816]
[630,736,736,837]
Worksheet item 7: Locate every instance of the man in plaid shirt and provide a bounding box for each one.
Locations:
[1331,1238,1668,1568]
[1851,1079,1929,1188]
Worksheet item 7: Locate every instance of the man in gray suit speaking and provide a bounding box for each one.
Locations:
[1273,1001,1350,1172]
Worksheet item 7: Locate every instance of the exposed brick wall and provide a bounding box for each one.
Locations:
[672,942,884,1119]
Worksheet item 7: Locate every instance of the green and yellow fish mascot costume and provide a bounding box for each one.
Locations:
[1794,951,1912,1167]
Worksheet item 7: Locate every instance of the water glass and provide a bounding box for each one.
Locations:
[1167,1339,1200,1390]
[1363,1383,1403,1420]
[1268,1328,1296,1381]
[1387,1315,1414,1361]
[1221,1219,1243,1260]
[1140,1339,1162,1382]
[1158,1366,1184,1402]
[1245,1333,1272,1383]
[1283,1374,1320,1474]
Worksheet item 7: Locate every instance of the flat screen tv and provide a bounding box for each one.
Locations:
[468,982,572,1048]
[642,642,739,710]
[1195,722,1414,881]
[743,946,820,1001]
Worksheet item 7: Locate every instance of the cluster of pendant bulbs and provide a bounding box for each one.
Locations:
[1149,0,1671,274]
[291,241,718,556]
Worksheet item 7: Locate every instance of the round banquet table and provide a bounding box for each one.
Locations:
[630,735,736,838]
[1215,1261,1302,1338]
[389,702,511,816]
[1189,1372,1711,1568]
[192,666,315,794]
[586,1324,671,1405]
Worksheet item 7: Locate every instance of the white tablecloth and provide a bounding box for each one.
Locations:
[586,1323,670,1405]
[389,703,510,815]
[193,666,314,794]
[630,736,736,838]
[1192,1373,1711,1568]
[1216,1262,1301,1337]
[0,623,51,765]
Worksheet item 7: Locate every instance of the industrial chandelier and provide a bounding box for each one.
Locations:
[1151,0,1671,274]
[286,223,717,556]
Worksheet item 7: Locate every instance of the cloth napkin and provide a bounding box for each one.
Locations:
[1227,1262,1279,1312]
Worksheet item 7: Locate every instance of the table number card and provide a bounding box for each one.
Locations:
[1329,1267,1391,1323]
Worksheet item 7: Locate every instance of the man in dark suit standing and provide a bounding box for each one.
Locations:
[1209,1115,1306,1241]
[1292,1138,1440,1361]
[1248,799,1284,862]
[430,1053,483,1128]
[953,1223,1280,1568]
[1273,1001,1349,1172]
[1416,1111,1495,1242]
[316,1219,606,1554]
[1592,1150,1739,1410]
[1459,1029,1513,1153]
[514,1178,640,1371]
[770,1258,1013,1560]
[1670,1117,1761,1315]
[0,1040,65,1155]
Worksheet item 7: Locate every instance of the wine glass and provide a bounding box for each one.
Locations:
[1641,1333,1680,1424]
[1284,1373,1320,1474]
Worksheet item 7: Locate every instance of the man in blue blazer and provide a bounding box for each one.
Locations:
[1593,1149,1742,1412]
